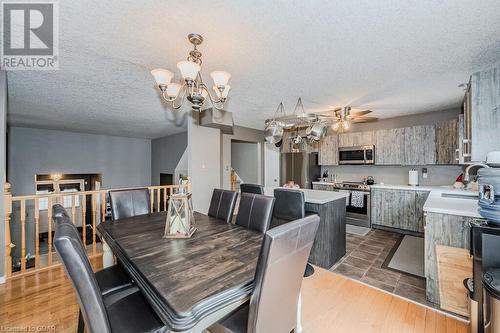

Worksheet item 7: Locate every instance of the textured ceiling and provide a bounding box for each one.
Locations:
[7,0,500,138]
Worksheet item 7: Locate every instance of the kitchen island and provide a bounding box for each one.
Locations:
[264,187,349,269]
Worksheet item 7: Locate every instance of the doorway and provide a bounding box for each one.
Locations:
[231,140,261,189]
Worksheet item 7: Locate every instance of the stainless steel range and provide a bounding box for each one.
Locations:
[333,181,371,228]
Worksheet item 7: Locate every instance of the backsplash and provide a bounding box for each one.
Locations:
[320,165,464,186]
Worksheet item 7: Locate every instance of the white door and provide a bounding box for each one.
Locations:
[264,143,280,187]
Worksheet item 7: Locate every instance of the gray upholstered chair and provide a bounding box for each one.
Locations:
[235,193,275,233]
[208,215,320,333]
[240,184,264,195]
[208,189,238,223]
[272,188,315,277]
[108,188,150,220]
[54,210,167,333]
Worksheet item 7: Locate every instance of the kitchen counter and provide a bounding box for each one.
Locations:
[423,188,480,218]
[370,184,451,191]
[264,187,349,204]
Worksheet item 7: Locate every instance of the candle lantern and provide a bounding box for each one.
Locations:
[163,193,196,238]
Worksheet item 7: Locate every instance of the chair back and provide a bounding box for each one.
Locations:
[240,184,264,195]
[207,189,238,223]
[273,188,305,221]
[109,188,150,220]
[247,215,320,333]
[235,193,275,233]
[53,208,111,333]
[53,204,71,222]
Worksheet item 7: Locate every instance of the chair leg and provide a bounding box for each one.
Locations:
[78,310,85,333]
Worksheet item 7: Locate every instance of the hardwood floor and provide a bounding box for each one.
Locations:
[0,257,468,333]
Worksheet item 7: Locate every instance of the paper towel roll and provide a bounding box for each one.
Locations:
[408,169,419,186]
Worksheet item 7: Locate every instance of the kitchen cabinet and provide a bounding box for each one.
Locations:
[280,130,292,153]
[461,66,500,162]
[425,212,472,308]
[371,188,430,233]
[338,131,374,148]
[403,125,436,165]
[374,128,405,165]
[319,134,338,165]
[436,118,459,164]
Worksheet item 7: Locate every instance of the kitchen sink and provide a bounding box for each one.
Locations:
[441,193,478,200]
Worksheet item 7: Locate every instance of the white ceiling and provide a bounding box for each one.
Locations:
[7,0,500,138]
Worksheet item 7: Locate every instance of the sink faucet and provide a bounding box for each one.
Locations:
[463,163,490,184]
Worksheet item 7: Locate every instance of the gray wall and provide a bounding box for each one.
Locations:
[151,132,187,185]
[321,108,463,185]
[8,127,152,196]
[222,126,265,189]
[0,71,7,279]
[231,141,259,184]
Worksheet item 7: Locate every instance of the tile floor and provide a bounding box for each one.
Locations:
[331,228,433,307]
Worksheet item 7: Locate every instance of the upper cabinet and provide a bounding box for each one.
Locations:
[319,133,338,165]
[338,131,374,147]
[375,128,405,165]
[403,125,436,165]
[436,118,459,164]
[462,66,500,162]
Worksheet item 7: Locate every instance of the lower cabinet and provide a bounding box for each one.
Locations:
[371,188,429,233]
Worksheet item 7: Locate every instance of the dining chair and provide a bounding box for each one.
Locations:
[207,214,320,333]
[272,188,315,277]
[235,193,275,233]
[54,213,168,333]
[53,204,133,296]
[108,188,150,220]
[208,188,238,223]
[240,183,264,195]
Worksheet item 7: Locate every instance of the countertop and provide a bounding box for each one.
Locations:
[313,181,481,218]
[263,187,349,205]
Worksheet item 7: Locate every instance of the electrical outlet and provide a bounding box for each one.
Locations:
[422,168,428,179]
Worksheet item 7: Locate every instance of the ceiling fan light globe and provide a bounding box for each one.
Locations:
[177,60,201,81]
[151,68,174,86]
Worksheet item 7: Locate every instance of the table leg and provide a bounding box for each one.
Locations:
[296,292,303,333]
[102,241,113,268]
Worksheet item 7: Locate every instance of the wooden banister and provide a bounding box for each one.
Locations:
[4,183,189,280]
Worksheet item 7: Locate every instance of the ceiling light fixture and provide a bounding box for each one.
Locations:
[150,34,231,112]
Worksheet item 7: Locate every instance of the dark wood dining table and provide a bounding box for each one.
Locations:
[97,211,264,331]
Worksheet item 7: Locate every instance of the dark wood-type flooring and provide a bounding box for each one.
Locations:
[331,229,433,307]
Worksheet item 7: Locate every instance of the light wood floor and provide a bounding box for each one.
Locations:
[0,259,468,333]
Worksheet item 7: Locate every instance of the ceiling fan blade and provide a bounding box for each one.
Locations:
[350,117,378,123]
[349,110,372,117]
[313,107,343,115]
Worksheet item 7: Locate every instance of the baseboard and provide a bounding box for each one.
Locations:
[0,275,5,284]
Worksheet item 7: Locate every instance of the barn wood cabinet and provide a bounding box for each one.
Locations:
[371,188,429,233]
[436,118,459,164]
[338,131,375,147]
[461,66,500,163]
[319,134,338,165]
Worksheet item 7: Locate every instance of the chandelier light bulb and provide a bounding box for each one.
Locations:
[210,71,231,87]
[177,60,201,81]
[165,83,181,98]
[151,68,174,86]
[213,85,231,99]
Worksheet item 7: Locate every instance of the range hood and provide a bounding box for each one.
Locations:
[199,108,234,134]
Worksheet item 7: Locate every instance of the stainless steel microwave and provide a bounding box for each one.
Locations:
[338,145,375,165]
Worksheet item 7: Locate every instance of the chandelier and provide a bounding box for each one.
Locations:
[150,33,231,111]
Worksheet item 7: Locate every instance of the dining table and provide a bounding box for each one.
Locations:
[97,211,264,332]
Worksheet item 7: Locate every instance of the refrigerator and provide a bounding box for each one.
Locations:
[280,152,321,189]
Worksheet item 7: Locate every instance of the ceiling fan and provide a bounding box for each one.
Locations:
[316,106,378,131]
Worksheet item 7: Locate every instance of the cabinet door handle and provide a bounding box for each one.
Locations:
[455,148,460,161]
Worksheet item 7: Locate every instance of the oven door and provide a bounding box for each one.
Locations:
[339,147,366,165]
[346,191,371,228]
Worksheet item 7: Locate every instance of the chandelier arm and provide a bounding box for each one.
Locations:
[171,83,188,110]
[203,86,225,110]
